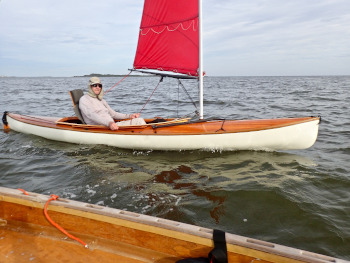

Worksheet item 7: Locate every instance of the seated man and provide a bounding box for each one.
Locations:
[79,77,146,130]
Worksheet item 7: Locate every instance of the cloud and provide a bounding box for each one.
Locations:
[202,0,350,75]
[0,0,143,76]
[0,0,349,76]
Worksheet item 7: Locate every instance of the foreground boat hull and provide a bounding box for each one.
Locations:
[0,186,346,263]
[4,113,320,151]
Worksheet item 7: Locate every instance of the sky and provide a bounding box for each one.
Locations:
[0,0,349,77]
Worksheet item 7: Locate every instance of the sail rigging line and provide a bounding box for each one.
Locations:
[215,120,227,132]
[177,79,199,118]
[104,71,132,95]
[138,76,164,114]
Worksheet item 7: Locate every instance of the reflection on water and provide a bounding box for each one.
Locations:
[13,137,318,223]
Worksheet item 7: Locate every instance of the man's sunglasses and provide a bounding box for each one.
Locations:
[92,84,102,88]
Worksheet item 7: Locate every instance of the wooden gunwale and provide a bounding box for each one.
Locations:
[1,187,343,263]
[7,113,320,136]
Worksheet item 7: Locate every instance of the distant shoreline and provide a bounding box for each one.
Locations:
[0,73,153,78]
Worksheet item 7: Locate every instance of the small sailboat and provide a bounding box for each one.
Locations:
[1,186,347,263]
[2,0,320,151]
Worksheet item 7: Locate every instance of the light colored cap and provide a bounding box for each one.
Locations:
[89,77,101,85]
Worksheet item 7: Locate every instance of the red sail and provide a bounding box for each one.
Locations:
[133,0,199,76]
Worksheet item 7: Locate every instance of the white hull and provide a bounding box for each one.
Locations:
[7,115,319,151]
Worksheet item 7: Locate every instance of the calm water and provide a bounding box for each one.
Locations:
[1,76,350,260]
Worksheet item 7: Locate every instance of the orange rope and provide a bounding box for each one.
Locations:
[44,194,88,248]
[104,71,132,95]
[18,188,29,195]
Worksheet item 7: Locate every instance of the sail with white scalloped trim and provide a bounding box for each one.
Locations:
[133,0,200,77]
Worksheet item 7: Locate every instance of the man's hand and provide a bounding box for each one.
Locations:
[130,113,140,119]
[109,122,119,130]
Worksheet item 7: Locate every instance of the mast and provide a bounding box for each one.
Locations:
[198,0,204,119]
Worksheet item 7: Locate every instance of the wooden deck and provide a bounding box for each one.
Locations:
[0,187,345,263]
